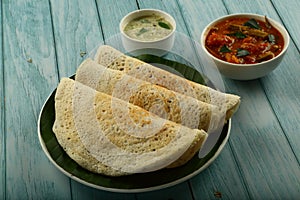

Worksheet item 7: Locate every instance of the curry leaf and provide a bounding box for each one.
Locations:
[244,18,260,29]
[158,22,171,29]
[236,49,250,57]
[228,31,247,39]
[220,45,231,53]
[136,28,148,36]
[268,34,276,44]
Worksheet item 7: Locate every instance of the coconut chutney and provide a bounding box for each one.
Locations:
[124,14,173,41]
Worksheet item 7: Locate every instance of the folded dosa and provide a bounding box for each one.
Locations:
[75,59,224,132]
[94,45,240,119]
[53,78,207,176]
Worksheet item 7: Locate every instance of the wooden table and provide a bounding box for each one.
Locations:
[1,0,300,199]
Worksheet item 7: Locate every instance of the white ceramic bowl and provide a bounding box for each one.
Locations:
[201,13,290,80]
[120,9,176,56]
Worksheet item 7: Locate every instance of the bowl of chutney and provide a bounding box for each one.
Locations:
[201,13,289,80]
[120,9,176,56]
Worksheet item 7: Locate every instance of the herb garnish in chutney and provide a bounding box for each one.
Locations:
[124,14,173,41]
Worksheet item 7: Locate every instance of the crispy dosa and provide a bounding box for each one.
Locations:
[53,78,207,176]
[94,45,240,120]
[75,58,224,132]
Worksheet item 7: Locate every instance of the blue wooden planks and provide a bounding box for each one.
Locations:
[136,182,194,200]
[95,0,138,39]
[49,0,105,78]
[2,0,70,199]
[222,0,300,198]
[166,0,300,199]
[182,0,300,199]
[262,0,300,162]
[271,0,300,48]
[0,0,5,198]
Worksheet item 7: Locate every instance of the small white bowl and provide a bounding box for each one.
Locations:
[120,9,176,56]
[201,13,290,80]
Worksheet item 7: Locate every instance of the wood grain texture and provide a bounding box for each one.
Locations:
[0,0,5,198]
[96,0,137,38]
[192,0,300,199]
[189,147,250,199]
[2,0,70,199]
[71,181,137,200]
[261,0,300,161]
[260,45,300,160]
[223,1,300,199]
[177,0,300,199]
[136,182,193,200]
[49,0,104,78]
[225,80,300,199]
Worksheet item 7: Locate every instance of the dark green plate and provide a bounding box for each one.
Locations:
[38,55,231,193]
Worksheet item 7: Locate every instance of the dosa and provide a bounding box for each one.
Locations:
[75,58,224,132]
[53,78,207,176]
[94,45,240,120]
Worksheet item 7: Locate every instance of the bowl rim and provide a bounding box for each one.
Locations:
[119,9,177,44]
[200,13,290,67]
